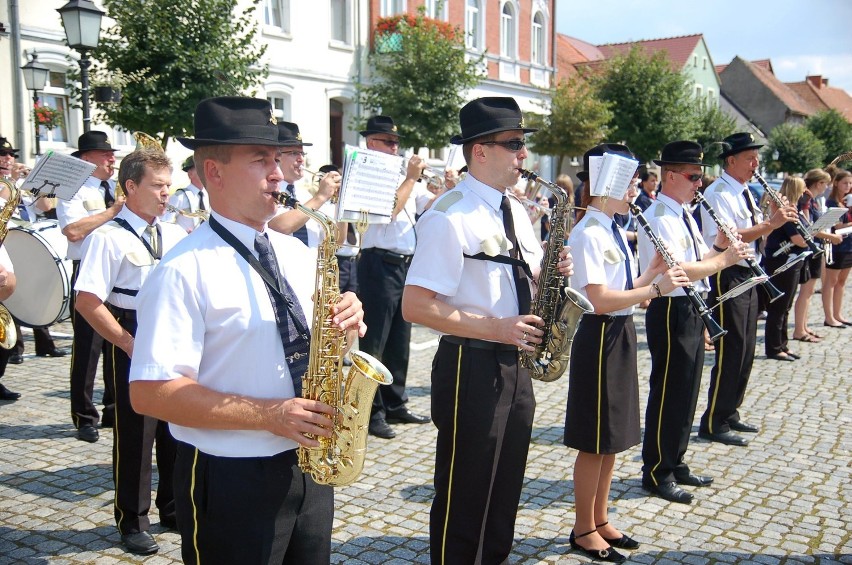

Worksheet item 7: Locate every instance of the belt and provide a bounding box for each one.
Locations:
[441,335,517,352]
[361,247,413,265]
[108,304,137,323]
[335,255,357,262]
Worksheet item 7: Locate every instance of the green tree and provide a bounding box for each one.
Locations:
[590,47,696,163]
[762,123,825,174]
[72,0,266,148]
[526,76,613,172]
[805,109,852,167]
[357,7,483,151]
[692,102,738,168]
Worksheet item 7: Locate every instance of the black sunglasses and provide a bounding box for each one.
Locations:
[0,150,17,158]
[673,171,702,183]
[480,139,526,152]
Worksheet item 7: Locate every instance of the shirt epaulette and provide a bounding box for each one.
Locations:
[654,203,667,218]
[586,216,601,228]
[433,190,464,213]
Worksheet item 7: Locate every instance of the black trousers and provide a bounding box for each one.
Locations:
[336,255,358,294]
[174,443,334,565]
[642,297,704,485]
[430,339,535,565]
[13,325,55,356]
[763,256,802,357]
[357,250,411,420]
[110,309,175,534]
[700,265,758,435]
[70,261,115,428]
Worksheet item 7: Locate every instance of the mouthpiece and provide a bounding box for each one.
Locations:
[271,191,295,207]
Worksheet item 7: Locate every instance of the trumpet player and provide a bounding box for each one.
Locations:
[359,115,433,439]
[637,141,751,505]
[163,155,208,232]
[267,121,341,248]
[697,133,798,447]
[75,148,187,555]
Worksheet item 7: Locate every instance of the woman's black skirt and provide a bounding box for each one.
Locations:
[563,314,640,454]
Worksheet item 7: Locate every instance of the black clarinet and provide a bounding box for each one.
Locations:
[628,203,727,342]
[693,192,784,304]
[752,172,823,257]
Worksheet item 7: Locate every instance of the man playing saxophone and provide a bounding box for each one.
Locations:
[128,97,365,564]
[402,97,573,563]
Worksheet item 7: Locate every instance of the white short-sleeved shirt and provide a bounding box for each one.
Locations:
[74,207,188,309]
[275,183,336,250]
[638,193,710,295]
[567,207,634,316]
[129,212,317,457]
[405,174,543,326]
[700,172,762,267]
[57,176,117,260]
[163,183,209,233]
[361,181,433,254]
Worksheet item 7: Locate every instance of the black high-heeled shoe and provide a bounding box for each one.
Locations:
[569,529,626,563]
[596,521,640,550]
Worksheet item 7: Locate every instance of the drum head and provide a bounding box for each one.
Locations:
[3,222,71,327]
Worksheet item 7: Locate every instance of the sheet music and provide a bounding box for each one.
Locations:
[589,153,639,200]
[772,252,811,275]
[20,151,96,201]
[809,207,847,233]
[336,144,404,224]
[713,275,767,306]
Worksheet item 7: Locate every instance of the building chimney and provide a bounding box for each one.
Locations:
[806,75,823,89]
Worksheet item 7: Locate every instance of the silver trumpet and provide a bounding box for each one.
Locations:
[166,204,209,221]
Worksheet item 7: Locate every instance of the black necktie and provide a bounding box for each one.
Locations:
[197,190,206,211]
[611,219,634,290]
[101,180,114,208]
[682,209,708,287]
[254,233,310,395]
[742,188,761,254]
[500,196,532,315]
[286,184,310,246]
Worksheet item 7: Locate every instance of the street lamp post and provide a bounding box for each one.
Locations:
[20,53,50,156]
[57,0,104,134]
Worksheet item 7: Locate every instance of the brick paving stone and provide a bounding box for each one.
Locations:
[2,289,852,563]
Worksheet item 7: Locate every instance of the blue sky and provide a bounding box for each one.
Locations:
[556,0,852,93]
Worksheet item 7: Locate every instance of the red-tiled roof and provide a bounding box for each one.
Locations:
[715,64,727,74]
[597,34,702,70]
[787,79,852,122]
[751,59,774,73]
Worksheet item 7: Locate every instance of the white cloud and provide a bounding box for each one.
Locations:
[772,54,852,93]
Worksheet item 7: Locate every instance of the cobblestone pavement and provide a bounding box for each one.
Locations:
[1,287,850,564]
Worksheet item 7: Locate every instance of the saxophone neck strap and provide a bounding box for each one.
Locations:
[111,217,159,260]
[463,252,533,280]
[208,216,309,340]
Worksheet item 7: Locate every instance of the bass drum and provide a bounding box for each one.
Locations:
[3,219,72,327]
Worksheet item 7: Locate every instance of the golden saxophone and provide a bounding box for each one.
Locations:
[516,169,593,382]
[0,178,20,349]
[273,191,392,486]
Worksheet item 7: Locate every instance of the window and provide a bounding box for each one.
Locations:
[500,2,516,57]
[268,94,292,122]
[380,0,405,16]
[37,93,69,143]
[695,84,703,99]
[425,0,447,19]
[37,71,70,144]
[264,0,290,33]
[465,0,481,50]
[330,0,351,44]
[531,11,544,65]
[112,127,134,148]
[703,56,708,70]
[692,54,697,67]
[707,88,715,106]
